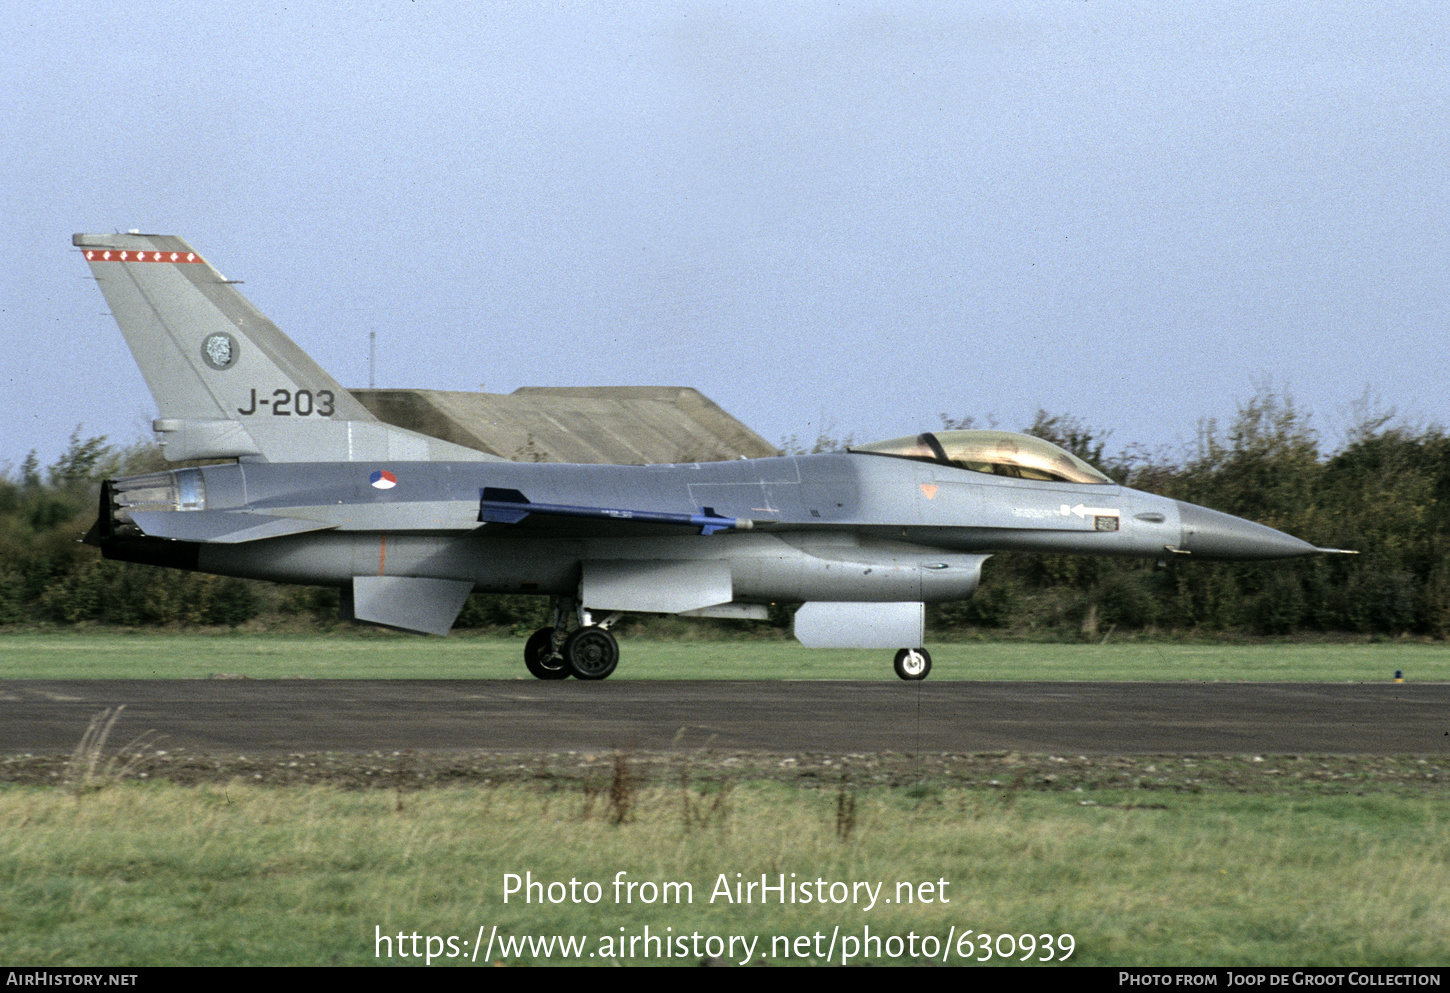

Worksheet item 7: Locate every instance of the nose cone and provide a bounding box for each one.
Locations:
[1174,501,1319,560]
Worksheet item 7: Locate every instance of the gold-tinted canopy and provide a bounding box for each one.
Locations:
[849,430,1112,485]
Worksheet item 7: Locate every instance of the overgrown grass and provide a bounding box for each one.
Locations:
[0,631,1446,681]
[1,775,1447,966]
[63,705,157,795]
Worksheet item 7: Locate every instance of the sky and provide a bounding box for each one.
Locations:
[3,1,1445,472]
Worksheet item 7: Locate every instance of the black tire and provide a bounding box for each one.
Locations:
[893,647,931,681]
[564,626,619,681]
[524,627,569,680]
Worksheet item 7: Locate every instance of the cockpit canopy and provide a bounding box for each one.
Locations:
[848,430,1112,485]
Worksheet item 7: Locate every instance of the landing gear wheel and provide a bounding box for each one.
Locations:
[564,626,619,681]
[524,627,569,680]
[893,647,932,681]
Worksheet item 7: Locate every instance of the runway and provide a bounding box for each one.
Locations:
[1,679,1446,755]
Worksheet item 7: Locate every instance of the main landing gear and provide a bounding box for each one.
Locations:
[893,647,932,681]
[524,599,621,681]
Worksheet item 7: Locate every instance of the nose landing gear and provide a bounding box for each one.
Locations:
[893,647,931,681]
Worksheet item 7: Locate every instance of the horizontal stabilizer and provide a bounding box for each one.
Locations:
[128,510,335,544]
[479,487,751,535]
[347,576,474,636]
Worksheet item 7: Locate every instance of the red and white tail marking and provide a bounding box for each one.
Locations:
[83,249,203,263]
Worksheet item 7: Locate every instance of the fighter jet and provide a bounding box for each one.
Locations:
[75,232,1349,680]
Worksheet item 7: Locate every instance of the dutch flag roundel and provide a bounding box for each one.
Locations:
[369,469,398,490]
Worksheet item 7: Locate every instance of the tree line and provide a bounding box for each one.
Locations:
[4,392,1446,639]
[936,395,1449,639]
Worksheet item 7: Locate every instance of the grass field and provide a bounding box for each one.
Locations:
[0,630,1445,682]
[1,775,1447,967]
[2,631,1446,967]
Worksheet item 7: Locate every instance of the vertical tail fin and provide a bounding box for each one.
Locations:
[75,233,496,463]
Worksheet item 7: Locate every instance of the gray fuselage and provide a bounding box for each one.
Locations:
[100,450,1311,613]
